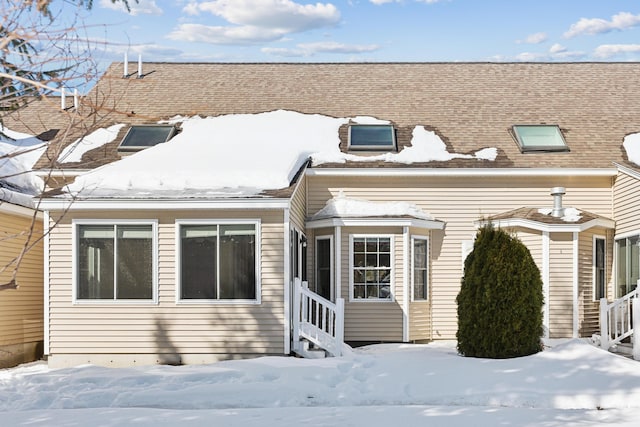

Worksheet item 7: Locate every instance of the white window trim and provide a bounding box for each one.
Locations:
[349,234,395,303]
[175,219,261,305]
[592,235,606,302]
[411,236,429,302]
[614,231,640,298]
[72,219,159,305]
[315,235,334,302]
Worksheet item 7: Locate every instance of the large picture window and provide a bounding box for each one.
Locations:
[412,237,429,301]
[351,235,392,300]
[616,234,639,297]
[76,222,156,301]
[178,222,258,302]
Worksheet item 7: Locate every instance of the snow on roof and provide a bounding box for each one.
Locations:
[312,193,435,221]
[58,124,125,163]
[538,207,582,222]
[311,126,497,165]
[0,126,46,206]
[623,132,640,166]
[65,110,497,198]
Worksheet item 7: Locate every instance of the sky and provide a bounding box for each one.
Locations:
[69,0,640,64]
[2,339,640,426]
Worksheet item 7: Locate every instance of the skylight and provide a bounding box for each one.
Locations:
[512,125,568,153]
[118,125,177,152]
[348,124,396,151]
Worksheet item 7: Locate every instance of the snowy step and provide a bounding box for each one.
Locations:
[293,340,327,359]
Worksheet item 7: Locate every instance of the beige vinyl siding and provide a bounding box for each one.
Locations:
[47,209,286,367]
[342,226,404,342]
[613,171,640,236]
[308,174,613,340]
[0,211,44,350]
[547,232,574,338]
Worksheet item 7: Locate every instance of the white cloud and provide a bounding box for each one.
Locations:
[262,41,379,57]
[168,23,286,45]
[184,0,340,31]
[564,12,640,38]
[549,43,566,54]
[517,32,547,44]
[99,0,163,16]
[370,0,443,4]
[593,44,640,59]
[174,0,340,44]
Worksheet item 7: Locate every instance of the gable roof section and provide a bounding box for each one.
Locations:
[479,207,615,233]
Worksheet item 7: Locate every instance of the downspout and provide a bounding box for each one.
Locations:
[542,231,550,338]
[43,210,50,356]
[573,232,579,338]
[283,207,291,355]
[402,226,410,342]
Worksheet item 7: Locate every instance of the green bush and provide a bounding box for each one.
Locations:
[456,224,543,358]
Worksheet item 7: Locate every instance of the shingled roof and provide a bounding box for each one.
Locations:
[7,62,640,174]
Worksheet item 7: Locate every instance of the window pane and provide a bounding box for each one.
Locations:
[414,270,427,300]
[116,225,153,299]
[379,238,391,253]
[353,284,365,299]
[414,240,427,268]
[617,239,627,297]
[512,125,568,152]
[353,269,365,284]
[349,125,395,149]
[78,225,114,299]
[630,236,639,292]
[316,238,331,300]
[353,238,365,252]
[181,225,217,299]
[379,254,391,268]
[595,238,605,300]
[219,225,256,299]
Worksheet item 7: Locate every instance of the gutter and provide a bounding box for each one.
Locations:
[306,168,618,178]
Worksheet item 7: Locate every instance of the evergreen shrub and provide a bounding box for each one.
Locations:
[456,224,543,358]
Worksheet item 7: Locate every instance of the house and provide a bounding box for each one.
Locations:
[31,62,640,367]
[0,113,50,367]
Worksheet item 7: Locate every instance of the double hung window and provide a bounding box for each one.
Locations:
[178,221,259,302]
[76,222,156,301]
[351,235,392,300]
[412,237,429,301]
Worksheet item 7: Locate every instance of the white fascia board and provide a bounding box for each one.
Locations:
[38,198,291,211]
[306,217,445,230]
[0,201,43,219]
[479,217,615,233]
[306,168,618,178]
[614,162,640,180]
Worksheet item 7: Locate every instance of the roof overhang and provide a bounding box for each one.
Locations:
[476,217,616,233]
[306,168,618,178]
[306,216,445,230]
[38,198,291,211]
[0,201,43,219]
[614,162,640,180]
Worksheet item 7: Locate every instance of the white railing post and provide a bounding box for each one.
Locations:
[335,298,345,357]
[633,296,639,361]
[600,298,610,350]
[293,278,301,349]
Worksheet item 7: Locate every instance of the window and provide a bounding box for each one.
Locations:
[512,125,569,153]
[76,222,156,301]
[315,236,333,301]
[412,237,429,301]
[351,235,392,300]
[178,221,258,302]
[594,237,606,300]
[616,234,639,297]
[118,125,177,152]
[348,125,396,151]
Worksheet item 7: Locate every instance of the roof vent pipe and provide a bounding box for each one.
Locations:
[137,54,142,78]
[550,186,566,218]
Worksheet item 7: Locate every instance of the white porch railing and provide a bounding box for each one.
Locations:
[600,288,639,360]
[293,278,345,358]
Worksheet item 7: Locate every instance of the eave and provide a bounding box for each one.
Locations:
[476,217,616,233]
[306,216,445,230]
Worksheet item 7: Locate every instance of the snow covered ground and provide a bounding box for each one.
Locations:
[1,339,639,426]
